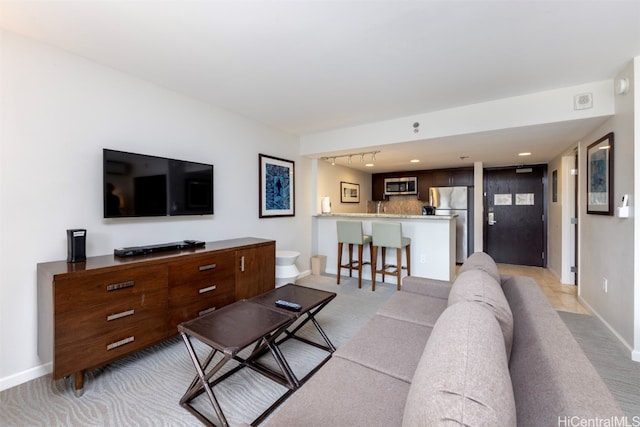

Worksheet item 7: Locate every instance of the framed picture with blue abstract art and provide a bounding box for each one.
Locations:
[586,132,614,215]
[259,154,295,218]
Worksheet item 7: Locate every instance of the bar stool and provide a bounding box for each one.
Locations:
[371,222,411,291]
[336,221,372,288]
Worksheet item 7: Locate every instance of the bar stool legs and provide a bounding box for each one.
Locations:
[371,222,411,292]
[336,221,372,289]
[337,241,372,288]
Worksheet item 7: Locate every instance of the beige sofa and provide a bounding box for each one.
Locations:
[265,252,625,426]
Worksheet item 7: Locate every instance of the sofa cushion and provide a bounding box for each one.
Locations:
[448,268,514,358]
[266,357,411,426]
[376,291,448,327]
[502,276,625,425]
[402,302,516,427]
[457,251,501,283]
[334,314,433,383]
[401,276,452,300]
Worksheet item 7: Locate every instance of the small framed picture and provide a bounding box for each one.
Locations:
[259,154,295,218]
[340,181,360,203]
[586,133,614,215]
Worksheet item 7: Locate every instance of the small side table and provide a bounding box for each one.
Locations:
[249,284,337,387]
[178,300,297,427]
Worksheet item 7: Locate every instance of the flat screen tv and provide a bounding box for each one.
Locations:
[103,149,214,218]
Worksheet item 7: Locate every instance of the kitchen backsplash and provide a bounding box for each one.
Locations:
[367,195,425,215]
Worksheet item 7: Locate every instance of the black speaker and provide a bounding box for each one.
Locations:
[67,229,86,263]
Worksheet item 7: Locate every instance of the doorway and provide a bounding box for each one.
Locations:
[484,165,547,266]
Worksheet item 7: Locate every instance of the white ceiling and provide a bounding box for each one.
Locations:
[1,0,639,172]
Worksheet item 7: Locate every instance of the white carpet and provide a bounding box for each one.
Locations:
[0,275,395,427]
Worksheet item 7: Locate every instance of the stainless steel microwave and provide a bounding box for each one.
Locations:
[384,177,418,196]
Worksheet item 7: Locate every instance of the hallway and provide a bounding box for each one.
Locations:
[496,264,589,314]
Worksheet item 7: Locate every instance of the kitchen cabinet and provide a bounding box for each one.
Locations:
[37,237,275,395]
[417,172,433,201]
[431,168,473,187]
[372,174,387,200]
[374,168,473,202]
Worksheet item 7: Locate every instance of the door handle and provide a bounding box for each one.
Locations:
[488,212,497,226]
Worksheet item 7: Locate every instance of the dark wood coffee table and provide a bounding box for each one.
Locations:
[178,284,337,426]
[249,284,337,387]
[178,300,297,426]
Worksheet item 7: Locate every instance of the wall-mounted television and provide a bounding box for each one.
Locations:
[103,149,214,218]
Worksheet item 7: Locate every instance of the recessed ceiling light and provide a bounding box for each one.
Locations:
[410,159,420,163]
[519,152,532,156]
[365,163,374,167]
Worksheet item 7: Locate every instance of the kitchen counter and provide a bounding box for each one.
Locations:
[313,213,456,282]
[315,213,457,220]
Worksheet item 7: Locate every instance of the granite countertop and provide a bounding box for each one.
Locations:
[315,213,457,220]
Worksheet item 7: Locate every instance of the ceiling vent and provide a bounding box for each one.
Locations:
[574,93,593,110]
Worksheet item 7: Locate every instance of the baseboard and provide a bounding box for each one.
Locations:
[298,269,311,279]
[0,362,51,392]
[577,296,636,360]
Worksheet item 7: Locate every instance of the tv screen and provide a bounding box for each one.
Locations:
[103,149,214,218]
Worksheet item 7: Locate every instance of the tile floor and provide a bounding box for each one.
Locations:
[495,263,590,315]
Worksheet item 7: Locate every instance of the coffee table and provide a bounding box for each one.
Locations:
[249,284,337,387]
[178,300,297,426]
[178,284,337,426]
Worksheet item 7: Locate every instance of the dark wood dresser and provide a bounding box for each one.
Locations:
[37,237,276,395]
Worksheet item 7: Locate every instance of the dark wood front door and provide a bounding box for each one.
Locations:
[484,166,547,266]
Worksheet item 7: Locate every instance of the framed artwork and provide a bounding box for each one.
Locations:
[259,154,295,218]
[340,181,360,203]
[586,132,614,215]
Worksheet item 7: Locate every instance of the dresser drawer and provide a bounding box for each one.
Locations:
[168,252,235,288]
[169,276,235,307]
[55,289,167,346]
[54,265,168,313]
[169,292,236,331]
[54,308,168,379]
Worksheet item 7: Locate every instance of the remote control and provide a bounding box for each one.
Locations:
[275,299,302,312]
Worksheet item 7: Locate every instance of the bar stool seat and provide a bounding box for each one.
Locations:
[337,221,372,288]
[371,222,411,291]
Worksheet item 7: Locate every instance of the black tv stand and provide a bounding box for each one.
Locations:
[114,240,206,257]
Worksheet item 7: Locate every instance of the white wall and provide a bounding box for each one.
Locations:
[578,60,636,355]
[547,156,564,279]
[634,56,640,362]
[0,31,312,389]
[316,160,372,214]
[547,150,577,284]
[300,80,615,156]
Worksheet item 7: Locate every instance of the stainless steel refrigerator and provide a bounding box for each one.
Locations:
[429,186,470,263]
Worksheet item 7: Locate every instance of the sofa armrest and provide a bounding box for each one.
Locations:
[401,276,452,300]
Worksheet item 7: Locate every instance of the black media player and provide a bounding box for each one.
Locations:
[114,240,205,257]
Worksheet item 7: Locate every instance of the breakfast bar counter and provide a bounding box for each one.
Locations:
[313,213,456,282]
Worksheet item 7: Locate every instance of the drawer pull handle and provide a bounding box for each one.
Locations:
[106,309,135,321]
[199,264,217,271]
[107,336,134,351]
[198,285,217,294]
[106,280,135,292]
[199,307,216,316]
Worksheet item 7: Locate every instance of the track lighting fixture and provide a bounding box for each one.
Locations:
[321,151,380,166]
